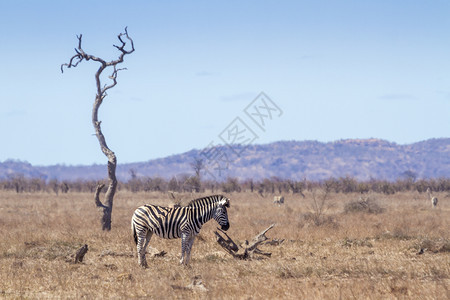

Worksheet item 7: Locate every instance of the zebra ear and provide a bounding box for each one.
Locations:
[224,199,230,207]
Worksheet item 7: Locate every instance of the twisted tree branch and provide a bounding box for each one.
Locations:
[215,224,277,260]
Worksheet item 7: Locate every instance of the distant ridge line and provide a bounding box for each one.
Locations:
[1,138,449,182]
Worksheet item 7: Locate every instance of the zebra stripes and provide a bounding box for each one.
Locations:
[131,194,230,267]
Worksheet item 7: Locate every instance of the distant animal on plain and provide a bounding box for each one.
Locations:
[273,196,284,205]
[426,188,438,208]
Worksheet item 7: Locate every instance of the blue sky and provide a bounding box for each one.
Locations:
[1,1,449,166]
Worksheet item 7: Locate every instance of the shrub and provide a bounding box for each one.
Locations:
[344,197,384,214]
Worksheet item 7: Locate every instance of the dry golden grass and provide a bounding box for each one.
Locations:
[0,190,449,299]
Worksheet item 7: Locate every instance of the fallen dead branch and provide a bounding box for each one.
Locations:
[214,224,280,260]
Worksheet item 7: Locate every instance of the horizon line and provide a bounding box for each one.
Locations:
[2,137,448,167]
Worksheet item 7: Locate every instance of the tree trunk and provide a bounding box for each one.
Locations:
[61,28,134,231]
[92,86,117,231]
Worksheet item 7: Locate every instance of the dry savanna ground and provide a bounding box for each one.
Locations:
[0,190,449,299]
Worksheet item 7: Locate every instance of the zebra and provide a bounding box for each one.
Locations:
[131,194,230,268]
[427,188,438,208]
[273,196,284,205]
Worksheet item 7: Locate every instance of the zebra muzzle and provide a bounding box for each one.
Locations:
[221,223,230,231]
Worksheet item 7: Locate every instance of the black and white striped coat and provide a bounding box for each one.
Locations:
[131,195,230,267]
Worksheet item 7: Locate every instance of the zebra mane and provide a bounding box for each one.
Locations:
[187,195,228,207]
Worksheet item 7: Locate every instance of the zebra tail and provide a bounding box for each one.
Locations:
[132,220,138,245]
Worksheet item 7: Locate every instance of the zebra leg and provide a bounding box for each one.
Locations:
[137,229,152,268]
[180,233,188,264]
[184,235,196,265]
[142,230,153,265]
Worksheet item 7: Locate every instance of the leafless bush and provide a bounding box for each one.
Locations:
[344,196,384,214]
[287,179,305,196]
[221,177,241,193]
[416,239,450,253]
[300,212,338,228]
[302,189,336,226]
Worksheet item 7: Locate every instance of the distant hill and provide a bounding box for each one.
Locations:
[1,138,449,182]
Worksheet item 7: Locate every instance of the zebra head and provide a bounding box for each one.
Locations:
[214,196,230,231]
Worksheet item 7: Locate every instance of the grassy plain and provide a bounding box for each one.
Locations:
[0,190,449,299]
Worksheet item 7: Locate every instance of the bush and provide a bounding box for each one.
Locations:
[299,212,338,227]
[344,197,384,214]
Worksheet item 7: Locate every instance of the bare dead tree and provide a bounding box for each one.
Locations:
[191,158,204,178]
[190,158,204,192]
[310,188,330,226]
[61,27,135,230]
